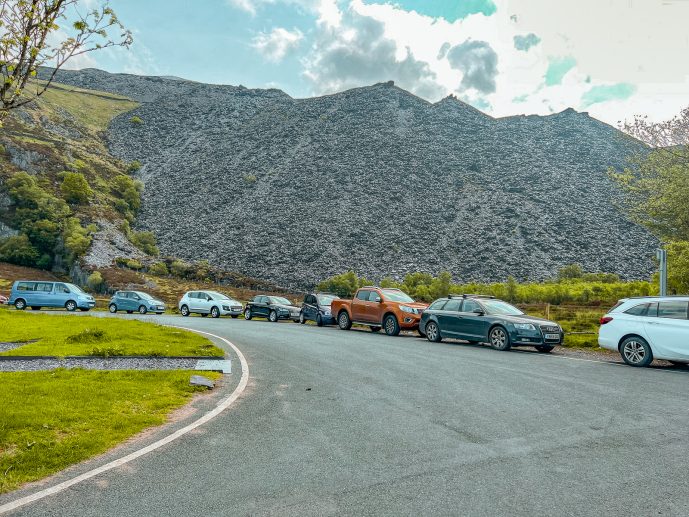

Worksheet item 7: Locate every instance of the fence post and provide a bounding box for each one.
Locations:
[545,303,550,320]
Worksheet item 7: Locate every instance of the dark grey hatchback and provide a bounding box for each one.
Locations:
[419,295,564,352]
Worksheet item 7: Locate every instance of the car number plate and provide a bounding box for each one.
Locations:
[545,333,560,340]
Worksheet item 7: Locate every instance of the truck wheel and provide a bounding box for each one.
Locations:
[384,315,400,336]
[338,311,352,330]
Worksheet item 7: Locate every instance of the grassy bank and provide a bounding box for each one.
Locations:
[0,311,223,357]
[0,369,221,494]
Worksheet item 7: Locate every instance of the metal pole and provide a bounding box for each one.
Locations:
[657,248,667,296]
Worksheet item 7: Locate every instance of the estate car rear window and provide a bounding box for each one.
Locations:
[625,303,649,316]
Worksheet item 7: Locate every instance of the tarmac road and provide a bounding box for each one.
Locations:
[5,314,689,516]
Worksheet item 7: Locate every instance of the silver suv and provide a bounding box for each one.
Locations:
[178,290,243,318]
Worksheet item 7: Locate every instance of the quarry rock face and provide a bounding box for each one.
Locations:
[45,69,657,288]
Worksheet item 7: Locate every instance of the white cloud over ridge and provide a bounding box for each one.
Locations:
[252,27,304,62]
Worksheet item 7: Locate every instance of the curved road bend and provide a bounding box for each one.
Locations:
[6,315,689,516]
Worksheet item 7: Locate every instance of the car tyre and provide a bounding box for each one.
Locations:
[536,345,554,353]
[65,300,77,312]
[620,336,653,367]
[180,305,190,317]
[269,310,278,323]
[383,314,400,337]
[139,305,148,315]
[316,314,324,327]
[299,312,306,324]
[244,308,252,320]
[14,298,26,310]
[211,306,220,318]
[338,311,352,330]
[489,326,511,351]
[425,321,442,343]
[109,304,118,314]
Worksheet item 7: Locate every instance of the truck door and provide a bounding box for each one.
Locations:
[352,290,372,322]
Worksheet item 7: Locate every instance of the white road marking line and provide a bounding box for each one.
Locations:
[0,327,249,515]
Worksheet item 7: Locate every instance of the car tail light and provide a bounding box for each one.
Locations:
[600,316,614,325]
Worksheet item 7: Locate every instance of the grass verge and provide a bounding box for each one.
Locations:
[0,311,223,357]
[0,369,221,494]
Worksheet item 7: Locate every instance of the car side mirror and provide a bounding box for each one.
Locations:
[207,296,212,301]
[472,308,485,316]
[266,300,271,305]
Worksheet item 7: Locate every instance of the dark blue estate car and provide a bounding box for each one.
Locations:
[419,295,564,352]
[299,292,339,326]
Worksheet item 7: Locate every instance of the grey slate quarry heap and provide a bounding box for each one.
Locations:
[44,69,658,287]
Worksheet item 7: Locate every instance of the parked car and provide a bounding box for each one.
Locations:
[109,291,166,315]
[244,295,301,322]
[599,296,689,367]
[331,287,428,336]
[299,292,339,326]
[8,280,95,312]
[419,294,564,352]
[178,291,243,318]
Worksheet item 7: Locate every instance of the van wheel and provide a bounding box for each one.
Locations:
[65,300,77,312]
[211,306,220,318]
[384,315,400,336]
[180,305,190,317]
[138,305,148,315]
[316,314,324,327]
[109,304,118,313]
[31,306,41,311]
[269,310,278,322]
[299,312,306,324]
[489,326,511,351]
[14,299,26,310]
[244,308,252,320]
[620,336,653,367]
[425,321,441,342]
[338,311,352,330]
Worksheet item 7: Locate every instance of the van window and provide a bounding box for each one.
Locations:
[16,282,34,291]
[36,282,53,293]
[55,283,70,294]
[658,301,688,320]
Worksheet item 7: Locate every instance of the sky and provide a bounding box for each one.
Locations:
[71,0,689,125]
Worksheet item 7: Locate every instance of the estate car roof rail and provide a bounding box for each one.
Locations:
[447,294,496,299]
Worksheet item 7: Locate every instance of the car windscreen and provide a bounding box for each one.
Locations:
[270,296,292,305]
[317,295,338,305]
[136,292,154,300]
[208,292,230,300]
[481,299,524,316]
[381,290,414,303]
[67,283,85,294]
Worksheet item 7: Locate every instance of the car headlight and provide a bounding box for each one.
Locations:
[322,309,331,315]
[400,306,418,314]
[514,323,536,331]
[222,305,230,310]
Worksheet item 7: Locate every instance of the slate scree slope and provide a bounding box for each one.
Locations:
[45,69,657,288]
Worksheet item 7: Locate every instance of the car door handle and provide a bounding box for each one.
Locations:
[647,321,659,325]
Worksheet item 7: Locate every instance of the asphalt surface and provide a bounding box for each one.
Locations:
[5,314,689,516]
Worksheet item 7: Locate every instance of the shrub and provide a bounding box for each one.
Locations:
[243,174,257,184]
[87,271,105,291]
[148,262,169,276]
[60,172,92,204]
[130,231,159,256]
[125,259,143,270]
[63,217,95,258]
[130,116,143,125]
[127,160,142,173]
[22,218,60,254]
[0,235,39,266]
[170,259,191,278]
[111,175,143,213]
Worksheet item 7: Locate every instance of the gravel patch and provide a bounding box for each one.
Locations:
[0,357,201,372]
[0,340,37,353]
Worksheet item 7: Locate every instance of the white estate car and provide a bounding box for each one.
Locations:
[598,296,689,367]
[178,290,243,318]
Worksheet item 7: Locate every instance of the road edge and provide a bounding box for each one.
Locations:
[0,327,249,515]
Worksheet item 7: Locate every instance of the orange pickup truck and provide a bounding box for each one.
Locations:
[331,287,428,336]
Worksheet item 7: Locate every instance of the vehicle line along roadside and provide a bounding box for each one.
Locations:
[0,327,249,516]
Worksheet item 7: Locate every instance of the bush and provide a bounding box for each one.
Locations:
[63,217,95,259]
[130,116,143,125]
[148,262,169,276]
[170,259,191,278]
[111,175,143,213]
[243,174,257,184]
[127,160,142,173]
[130,231,159,256]
[0,235,40,266]
[59,172,92,205]
[125,259,143,270]
[87,271,105,292]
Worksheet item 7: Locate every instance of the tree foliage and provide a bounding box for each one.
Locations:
[0,0,131,118]
[60,171,92,204]
[0,234,39,266]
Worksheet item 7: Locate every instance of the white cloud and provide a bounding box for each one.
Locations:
[252,27,304,62]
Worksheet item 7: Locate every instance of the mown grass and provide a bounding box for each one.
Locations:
[0,311,223,357]
[0,369,221,494]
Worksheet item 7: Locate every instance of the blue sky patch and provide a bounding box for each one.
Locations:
[369,0,497,22]
[581,83,636,107]
[544,56,577,86]
[513,33,541,52]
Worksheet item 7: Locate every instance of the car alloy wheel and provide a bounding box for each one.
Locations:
[181,305,190,317]
[15,299,26,310]
[489,327,511,351]
[244,308,252,320]
[211,307,220,318]
[65,300,77,312]
[269,310,278,322]
[426,322,441,343]
[621,337,653,367]
[384,315,400,336]
[139,305,147,315]
[109,304,118,313]
[299,312,306,324]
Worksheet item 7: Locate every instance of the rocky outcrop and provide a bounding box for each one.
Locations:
[44,69,657,287]
[83,220,147,269]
